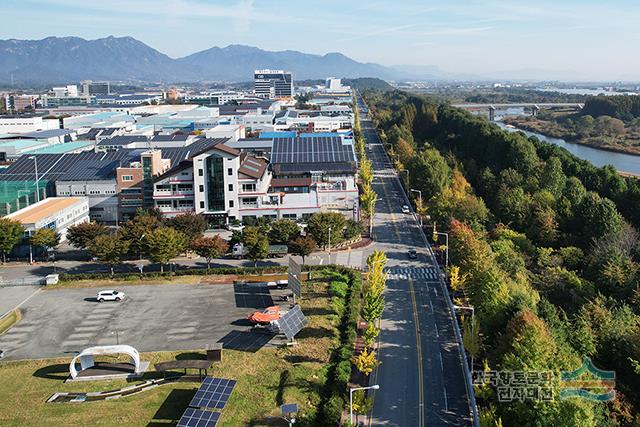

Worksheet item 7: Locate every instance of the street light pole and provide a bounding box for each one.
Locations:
[454,305,475,370]
[410,189,423,228]
[327,226,332,261]
[434,231,449,268]
[350,384,380,425]
[28,156,40,203]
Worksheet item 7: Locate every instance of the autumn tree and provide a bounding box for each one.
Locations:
[191,236,229,268]
[88,234,130,276]
[288,235,316,265]
[66,221,108,249]
[0,218,24,263]
[144,227,187,273]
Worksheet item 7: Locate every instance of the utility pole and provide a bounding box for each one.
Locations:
[28,156,40,203]
[410,189,422,228]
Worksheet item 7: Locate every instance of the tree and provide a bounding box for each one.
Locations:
[307,212,346,249]
[362,293,385,323]
[0,218,24,263]
[120,213,161,257]
[288,235,316,265]
[191,236,229,269]
[462,316,481,370]
[353,348,378,375]
[164,213,207,244]
[362,323,379,348]
[407,148,451,199]
[268,219,300,244]
[351,389,374,424]
[88,234,130,276]
[247,234,269,267]
[30,228,60,253]
[343,219,364,240]
[359,156,374,187]
[66,221,108,249]
[575,192,624,242]
[144,227,187,273]
[360,185,378,221]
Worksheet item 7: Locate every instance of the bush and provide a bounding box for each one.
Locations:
[329,280,348,298]
[58,266,288,282]
[322,395,345,426]
[334,360,352,390]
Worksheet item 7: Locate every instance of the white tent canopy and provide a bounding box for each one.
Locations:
[69,345,141,379]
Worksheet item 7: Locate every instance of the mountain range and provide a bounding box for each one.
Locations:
[0,36,407,85]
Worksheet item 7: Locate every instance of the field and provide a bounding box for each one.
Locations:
[0,273,341,427]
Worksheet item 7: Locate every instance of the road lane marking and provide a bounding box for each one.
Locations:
[409,278,425,427]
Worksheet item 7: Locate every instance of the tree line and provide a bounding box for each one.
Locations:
[363,89,640,426]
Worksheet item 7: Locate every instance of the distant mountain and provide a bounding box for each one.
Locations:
[0,36,405,85]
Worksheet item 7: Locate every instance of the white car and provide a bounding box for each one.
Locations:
[97,290,125,302]
[402,205,411,214]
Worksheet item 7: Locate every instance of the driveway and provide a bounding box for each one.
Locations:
[0,282,287,360]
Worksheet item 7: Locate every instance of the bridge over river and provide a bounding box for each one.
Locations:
[452,102,584,121]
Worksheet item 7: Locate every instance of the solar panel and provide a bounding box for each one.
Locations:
[177,408,221,427]
[189,377,237,410]
[288,257,302,298]
[279,305,307,341]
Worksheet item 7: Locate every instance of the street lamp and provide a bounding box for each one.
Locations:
[27,156,40,203]
[454,305,475,370]
[433,231,449,268]
[410,189,423,228]
[327,226,332,258]
[350,384,380,425]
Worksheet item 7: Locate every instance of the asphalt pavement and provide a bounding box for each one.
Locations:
[357,96,474,426]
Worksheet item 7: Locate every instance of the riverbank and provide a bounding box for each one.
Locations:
[502,117,640,156]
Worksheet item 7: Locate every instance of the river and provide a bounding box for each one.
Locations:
[495,121,640,175]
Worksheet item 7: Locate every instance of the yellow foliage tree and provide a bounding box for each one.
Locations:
[353,348,379,375]
[449,265,467,292]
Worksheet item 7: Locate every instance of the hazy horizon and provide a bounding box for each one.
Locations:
[2,0,639,81]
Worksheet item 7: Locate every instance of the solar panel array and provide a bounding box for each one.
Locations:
[177,408,221,427]
[279,305,307,341]
[288,257,302,298]
[0,138,227,182]
[189,377,237,410]
[271,137,356,165]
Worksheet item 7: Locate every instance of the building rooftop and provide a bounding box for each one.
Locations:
[24,140,95,155]
[5,197,85,224]
[97,135,149,146]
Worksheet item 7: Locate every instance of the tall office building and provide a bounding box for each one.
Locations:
[81,80,111,96]
[254,69,293,99]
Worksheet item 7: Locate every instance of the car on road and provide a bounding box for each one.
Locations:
[226,223,244,232]
[402,205,411,214]
[408,249,418,259]
[97,290,125,302]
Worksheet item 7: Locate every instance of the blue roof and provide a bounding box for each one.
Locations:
[259,131,296,139]
[299,132,350,138]
[24,140,95,155]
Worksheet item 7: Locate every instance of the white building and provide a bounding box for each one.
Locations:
[5,197,90,242]
[0,116,59,134]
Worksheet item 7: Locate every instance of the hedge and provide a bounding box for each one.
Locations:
[58,265,288,282]
[310,265,363,426]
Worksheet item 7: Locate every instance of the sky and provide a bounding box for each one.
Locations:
[2,0,639,81]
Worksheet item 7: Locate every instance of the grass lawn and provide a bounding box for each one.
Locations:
[0,273,341,426]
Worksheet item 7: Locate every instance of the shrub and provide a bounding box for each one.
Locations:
[329,280,348,298]
[322,395,345,426]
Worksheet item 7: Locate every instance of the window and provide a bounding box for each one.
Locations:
[229,200,234,208]
[198,169,203,177]
[200,201,205,209]
[199,185,204,192]
[122,175,133,181]
[242,183,256,192]
[227,168,233,176]
[181,171,189,176]
[228,184,233,192]
[283,214,298,219]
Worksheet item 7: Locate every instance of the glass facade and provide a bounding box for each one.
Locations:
[205,155,225,211]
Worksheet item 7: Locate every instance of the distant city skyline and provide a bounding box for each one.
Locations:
[2,0,639,81]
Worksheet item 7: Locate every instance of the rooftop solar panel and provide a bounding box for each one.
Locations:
[177,408,221,427]
[279,305,307,341]
[189,377,237,410]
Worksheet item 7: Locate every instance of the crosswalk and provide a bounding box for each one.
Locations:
[384,267,442,281]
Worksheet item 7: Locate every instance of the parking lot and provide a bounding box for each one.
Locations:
[0,282,288,360]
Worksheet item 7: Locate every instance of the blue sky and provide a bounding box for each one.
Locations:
[2,0,639,80]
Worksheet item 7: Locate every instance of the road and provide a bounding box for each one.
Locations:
[357,96,475,426]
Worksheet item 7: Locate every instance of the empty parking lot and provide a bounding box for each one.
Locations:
[0,282,286,360]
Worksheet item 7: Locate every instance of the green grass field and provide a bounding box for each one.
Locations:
[0,275,340,426]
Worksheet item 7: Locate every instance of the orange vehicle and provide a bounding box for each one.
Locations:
[248,306,281,324]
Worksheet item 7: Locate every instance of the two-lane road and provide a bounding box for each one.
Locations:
[357,96,475,426]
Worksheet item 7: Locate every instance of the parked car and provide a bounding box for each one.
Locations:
[97,290,125,302]
[226,223,244,232]
[402,205,411,214]
[408,249,418,259]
